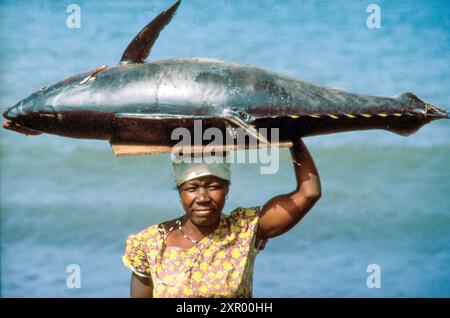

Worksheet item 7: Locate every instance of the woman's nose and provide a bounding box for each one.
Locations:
[196,188,210,202]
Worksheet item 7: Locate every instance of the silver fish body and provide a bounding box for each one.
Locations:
[3,57,447,144]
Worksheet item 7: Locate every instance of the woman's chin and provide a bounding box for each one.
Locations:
[190,210,220,226]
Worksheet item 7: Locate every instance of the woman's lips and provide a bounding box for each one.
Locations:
[193,209,213,217]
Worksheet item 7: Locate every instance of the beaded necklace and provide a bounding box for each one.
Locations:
[178,218,199,244]
[153,216,216,286]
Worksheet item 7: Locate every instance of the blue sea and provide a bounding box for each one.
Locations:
[0,0,449,297]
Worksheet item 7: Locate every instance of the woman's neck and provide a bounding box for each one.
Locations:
[182,216,220,241]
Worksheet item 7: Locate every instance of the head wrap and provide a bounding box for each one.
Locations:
[172,160,231,187]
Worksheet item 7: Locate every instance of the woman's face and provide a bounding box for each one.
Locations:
[178,175,229,227]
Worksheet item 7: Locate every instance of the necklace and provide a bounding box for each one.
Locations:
[152,216,216,286]
[178,218,199,244]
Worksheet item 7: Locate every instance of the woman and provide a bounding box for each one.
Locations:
[123,139,321,297]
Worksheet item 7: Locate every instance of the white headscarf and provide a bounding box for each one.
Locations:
[172,161,231,187]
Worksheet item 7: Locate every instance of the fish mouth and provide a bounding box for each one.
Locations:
[2,120,42,135]
[2,107,42,136]
[3,107,15,121]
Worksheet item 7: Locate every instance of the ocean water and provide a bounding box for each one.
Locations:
[0,0,449,297]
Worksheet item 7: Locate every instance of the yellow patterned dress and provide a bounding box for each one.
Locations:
[122,207,265,298]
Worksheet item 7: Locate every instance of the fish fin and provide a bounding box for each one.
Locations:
[225,116,271,146]
[392,92,425,107]
[225,116,302,167]
[223,110,271,145]
[119,0,181,64]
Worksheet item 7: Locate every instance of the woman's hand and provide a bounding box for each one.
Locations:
[257,139,321,240]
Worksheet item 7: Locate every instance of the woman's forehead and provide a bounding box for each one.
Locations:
[181,176,227,186]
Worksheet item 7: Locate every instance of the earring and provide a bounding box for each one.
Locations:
[226,195,228,200]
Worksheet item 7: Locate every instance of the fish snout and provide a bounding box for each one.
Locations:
[3,103,24,120]
[3,107,14,120]
[2,104,43,136]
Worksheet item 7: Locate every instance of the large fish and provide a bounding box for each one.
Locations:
[2,0,448,148]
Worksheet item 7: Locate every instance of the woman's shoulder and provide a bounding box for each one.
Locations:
[128,224,160,242]
[227,206,261,220]
[129,217,181,241]
[224,206,261,231]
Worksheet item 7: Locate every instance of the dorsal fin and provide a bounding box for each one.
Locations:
[120,0,181,64]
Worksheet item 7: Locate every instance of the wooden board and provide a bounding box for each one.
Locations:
[110,141,294,157]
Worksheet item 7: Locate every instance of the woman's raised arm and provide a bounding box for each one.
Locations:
[257,139,322,239]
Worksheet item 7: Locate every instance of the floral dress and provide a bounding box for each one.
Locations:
[122,207,266,298]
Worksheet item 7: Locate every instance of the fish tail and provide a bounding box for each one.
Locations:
[425,103,449,120]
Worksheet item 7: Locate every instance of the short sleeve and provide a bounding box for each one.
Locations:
[122,234,152,278]
[230,206,260,229]
[229,206,267,254]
